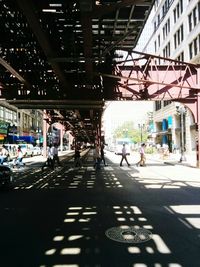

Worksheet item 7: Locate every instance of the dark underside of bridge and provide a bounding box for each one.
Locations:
[0,0,154,141]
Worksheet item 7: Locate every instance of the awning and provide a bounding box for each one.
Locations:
[151,130,171,136]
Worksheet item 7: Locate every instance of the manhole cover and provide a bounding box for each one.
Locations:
[105,226,152,243]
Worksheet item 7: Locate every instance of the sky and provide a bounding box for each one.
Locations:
[103,101,153,126]
[102,101,154,140]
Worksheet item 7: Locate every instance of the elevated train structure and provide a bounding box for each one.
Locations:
[0,0,200,165]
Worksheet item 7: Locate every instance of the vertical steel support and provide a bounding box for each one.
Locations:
[60,126,63,152]
[43,110,47,158]
[179,111,186,162]
[197,93,200,168]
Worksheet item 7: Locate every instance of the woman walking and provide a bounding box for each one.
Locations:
[136,143,146,167]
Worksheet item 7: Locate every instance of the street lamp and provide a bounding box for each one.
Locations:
[176,105,187,162]
[138,123,145,143]
[36,128,42,146]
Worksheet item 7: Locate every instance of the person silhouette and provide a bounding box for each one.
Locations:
[120,144,130,167]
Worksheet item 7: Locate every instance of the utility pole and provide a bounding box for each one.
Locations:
[176,105,187,162]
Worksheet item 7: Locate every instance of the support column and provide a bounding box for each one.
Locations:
[196,93,200,168]
[60,125,63,152]
[43,110,47,158]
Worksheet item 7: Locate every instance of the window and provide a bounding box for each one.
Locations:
[158,14,160,25]
[158,34,161,46]
[5,108,12,120]
[174,24,184,49]
[173,8,177,23]
[163,42,171,58]
[162,18,170,40]
[176,52,184,62]
[164,100,172,106]
[194,37,198,55]
[154,21,156,32]
[155,101,162,111]
[189,42,193,59]
[0,107,3,119]
[173,0,183,23]
[188,13,192,31]
[180,0,183,13]
[199,34,200,53]
[188,4,200,31]
[174,34,177,49]
[198,2,200,21]
[189,34,200,59]
[154,40,157,53]
[193,7,197,27]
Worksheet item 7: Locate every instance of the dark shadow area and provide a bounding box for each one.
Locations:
[0,152,200,266]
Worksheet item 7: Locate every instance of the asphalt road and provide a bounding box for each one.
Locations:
[0,151,200,267]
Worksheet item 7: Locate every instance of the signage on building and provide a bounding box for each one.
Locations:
[0,120,10,141]
[0,120,9,134]
[168,116,172,128]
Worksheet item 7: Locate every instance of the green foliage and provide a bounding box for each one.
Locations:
[113,121,148,143]
[145,146,157,154]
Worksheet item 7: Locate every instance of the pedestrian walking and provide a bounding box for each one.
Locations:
[120,143,130,167]
[93,144,101,170]
[100,144,107,166]
[74,146,81,167]
[53,144,61,166]
[0,145,9,164]
[42,144,54,171]
[14,146,25,168]
[136,143,146,167]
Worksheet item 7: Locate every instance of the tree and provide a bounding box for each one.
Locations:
[114,121,148,143]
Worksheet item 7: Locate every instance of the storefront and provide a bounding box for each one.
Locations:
[0,120,10,144]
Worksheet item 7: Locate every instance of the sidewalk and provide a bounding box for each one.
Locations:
[22,150,74,165]
[148,151,197,168]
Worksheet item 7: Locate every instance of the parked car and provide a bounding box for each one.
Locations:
[3,144,18,161]
[0,165,13,188]
[17,144,34,157]
[32,147,41,156]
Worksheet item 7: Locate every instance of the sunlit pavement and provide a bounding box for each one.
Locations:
[0,150,200,266]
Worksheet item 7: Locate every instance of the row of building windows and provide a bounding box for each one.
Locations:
[163,41,171,58]
[155,100,172,111]
[154,0,200,33]
[173,0,183,23]
[0,106,17,123]
[175,51,184,62]
[189,33,200,59]
[154,0,178,32]
[174,24,184,49]
[163,18,170,40]
[154,1,199,51]
[157,31,199,61]
[188,2,200,31]
[154,2,200,59]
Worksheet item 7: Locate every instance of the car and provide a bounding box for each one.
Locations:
[32,147,41,156]
[2,144,18,160]
[0,165,13,188]
[17,144,34,157]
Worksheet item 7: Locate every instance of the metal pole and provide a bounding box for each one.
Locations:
[197,92,200,168]
[43,110,47,158]
[179,109,186,162]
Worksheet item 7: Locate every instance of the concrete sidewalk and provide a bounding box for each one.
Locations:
[149,151,197,168]
[22,150,74,164]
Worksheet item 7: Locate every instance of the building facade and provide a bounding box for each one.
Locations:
[137,0,200,154]
[0,101,43,145]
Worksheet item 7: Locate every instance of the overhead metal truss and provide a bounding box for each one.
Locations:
[0,0,200,158]
[106,50,200,103]
[0,0,154,142]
